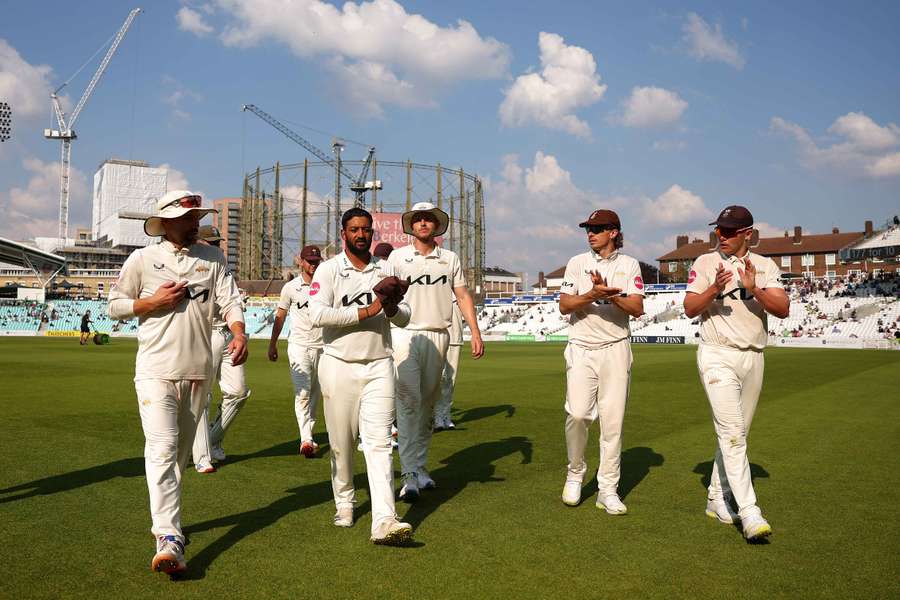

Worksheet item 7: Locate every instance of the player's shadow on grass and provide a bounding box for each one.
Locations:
[182,473,373,580]
[0,456,144,505]
[223,434,331,467]
[692,460,770,491]
[449,404,516,428]
[582,446,665,501]
[400,436,532,529]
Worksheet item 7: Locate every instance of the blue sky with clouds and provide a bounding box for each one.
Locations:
[2,0,898,275]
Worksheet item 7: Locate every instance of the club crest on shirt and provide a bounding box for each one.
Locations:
[309,282,320,296]
[195,266,209,273]
[688,270,697,284]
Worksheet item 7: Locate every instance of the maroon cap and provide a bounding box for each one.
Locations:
[300,245,322,262]
[709,205,753,229]
[373,242,394,259]
[579,209,621,229]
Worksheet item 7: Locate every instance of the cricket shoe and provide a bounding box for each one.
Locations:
[562,480,582,506]
[391,425,399,448]
[741,512,772,541]
[596,493,627,515]
[399,472,419,503]
[705,498,739,524]
[151,535,187,574]
[445,419,456,430]
[371,520,413,546]
[333,506,354,528]
[417,469,436,490]
[299,440,316,458]
[433,418,446,432]
[195,461,216,474]
[211,444,226,463]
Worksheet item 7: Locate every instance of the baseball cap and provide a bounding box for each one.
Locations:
[144,190,217,237]
[197,225,224,242]
[579,209,621,229]
[373,242,394,259]
[709,205,753,229]
[299,245,322,262]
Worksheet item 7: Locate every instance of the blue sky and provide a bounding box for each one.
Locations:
[1,0,898,276]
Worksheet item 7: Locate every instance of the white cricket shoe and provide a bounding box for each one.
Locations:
[706,498,739,524]
[195,461,216,474]
[399,472,419,503]
[741,512,772,540]
[445,419,456,430]
[596,493,627,515]
[562,480,582,506]
[333,506,354,528]
[211,444,226,462]
[371,520,413,546]
[418,469,436,490]
[151,535,187,574]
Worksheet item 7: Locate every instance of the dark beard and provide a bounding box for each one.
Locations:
[345,241,371,261]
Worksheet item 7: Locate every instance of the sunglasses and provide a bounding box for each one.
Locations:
[715,226,751,239]
[585,224,615,234]
[166,195,201,209]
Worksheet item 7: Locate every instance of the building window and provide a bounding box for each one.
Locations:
[781,256,791,268]
[801,254,815,267]
[825,270,836,279]
[825,253,836,266]
[668,262,677,273]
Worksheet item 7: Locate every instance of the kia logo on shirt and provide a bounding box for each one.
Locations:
[296,300,308,310]
[342,291,374,306]
[185,287,210,303]
[407,274,448,286]
[716,287,752,301]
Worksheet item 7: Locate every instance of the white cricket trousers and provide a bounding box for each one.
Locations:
[192,327,249,464]
[319,353,398,533]
[434,344,461,422]
[393,328,450,476]
[564,340,632,496]
[135,378,210,537]
[697,343,764,514]
[288,343,322,443]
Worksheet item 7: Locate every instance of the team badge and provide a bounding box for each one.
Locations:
[634,276,644,290]
[195,266,209,273]
[309,282,320,296]
[688,270,697,284]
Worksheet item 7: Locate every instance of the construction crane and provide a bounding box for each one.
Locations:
[241,104,380,208]
[45,7,142,245]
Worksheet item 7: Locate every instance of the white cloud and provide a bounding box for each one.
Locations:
[198,0,509,116]
[156,163,200,198]
[0,39,55,118]
[753,221,786,239]
[640,184,711,227]
[618,86,687,128]
[161,75,203,121]
[652,139,687,152]
[771,112,900,179]
[176,6,214,36]
[0,157,88,239]
[499,32,606,138]
[682,13,745,69]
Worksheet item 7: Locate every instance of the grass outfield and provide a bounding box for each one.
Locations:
[1,338,898,599]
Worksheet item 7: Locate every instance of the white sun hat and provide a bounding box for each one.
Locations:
[402,201,449,237]
[144,190,217,237]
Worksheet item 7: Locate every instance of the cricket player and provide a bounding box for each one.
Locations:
[191,226,251,472]
[389,201,485,502]
[558,210,644,514]
[268,245,324,457]
[109,191,247,574]
[433,299,463,431]
[683,205,789,541]
[309,207,414,545]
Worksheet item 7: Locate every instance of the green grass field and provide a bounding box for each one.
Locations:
[1,338,898,599]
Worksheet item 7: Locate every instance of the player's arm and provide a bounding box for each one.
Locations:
[213,265,248,366]
[559,271,622,315]
[109,252,186,318]
[738,258,790,319]
[268,307,288,361]
[683,262,730,318]
[308,264,370,327]
[453,285,484,359]
[608,294,644,317]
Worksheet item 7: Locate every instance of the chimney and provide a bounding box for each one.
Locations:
[784,231,789,237]
[538,271,545,287]
[865,220,873,237]
[832,227,839,234]
[676,235,689,248]
[793,226,802,244]
[709,232,717,248]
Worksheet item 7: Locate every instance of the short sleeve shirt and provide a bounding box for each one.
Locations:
[686,251,784,351]
[388,244,465,330]
[277,276,324,348]
[559,250,645,349]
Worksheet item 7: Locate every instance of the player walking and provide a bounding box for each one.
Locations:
[191,225,251,472]
[433,299,463,431]
[109,192,246,574]
[684,205,789,540]
[558,210,644,514]
[389,201,484,502]
[309,207,414,545]
[268,245,324,457]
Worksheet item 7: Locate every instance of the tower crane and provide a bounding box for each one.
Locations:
[44,7,142,245]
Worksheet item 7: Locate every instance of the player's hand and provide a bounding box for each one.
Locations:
[152,280,188,311]
[229,333,249,366]
[713,263,733,292]
[470,332,485,359]
[588,271,622,299]
[267,343,278,362]
[736,258,757,293]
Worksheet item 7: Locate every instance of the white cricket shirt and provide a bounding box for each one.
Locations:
[559,250,645,349]
[388,244,465,331]
[309,252,411,362]
[109,240,244,380]
[686,250,784,351]
[277,276,324,348]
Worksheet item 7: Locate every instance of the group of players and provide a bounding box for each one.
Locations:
[111,189,787,576]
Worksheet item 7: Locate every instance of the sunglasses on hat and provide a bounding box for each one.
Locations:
[715,226,751,239]
[167,195,201,209]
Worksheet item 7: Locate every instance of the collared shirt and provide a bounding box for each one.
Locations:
[388,243,466,331]
[277,275,323,348]
[686,250,784,351]
[108,239,244,380]
[559,250,645,349]
[309,252,411,362]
